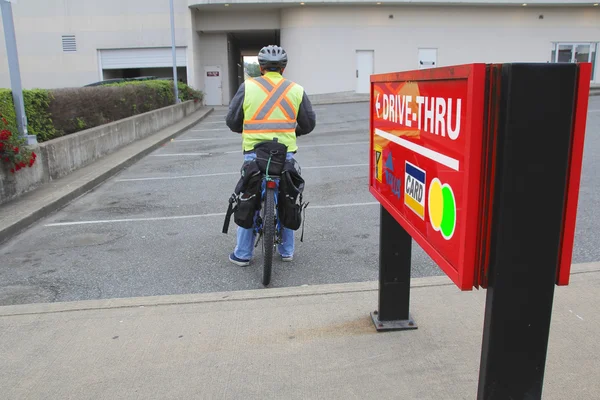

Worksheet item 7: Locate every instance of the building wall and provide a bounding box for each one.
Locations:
[2,2,598,102]
[0,0,193,89]
[196,32,229,105]
[281,6,600,95]
[194,9,281,32]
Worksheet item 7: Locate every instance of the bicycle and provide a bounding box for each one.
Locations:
[223,138,289,286]
[253,158,283,286]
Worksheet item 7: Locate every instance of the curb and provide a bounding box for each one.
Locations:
[0,107,214,245]
[2,262,598,317]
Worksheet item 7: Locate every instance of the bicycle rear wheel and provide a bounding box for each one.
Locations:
[262,186,276,286]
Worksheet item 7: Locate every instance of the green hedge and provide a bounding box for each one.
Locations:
[0,80,203,142]
[0,89,58,141]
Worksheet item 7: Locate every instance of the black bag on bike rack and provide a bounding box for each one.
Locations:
[233,170,262,229]
[278,159,308,233]
[223,160,262,233]
[254,140,288,176]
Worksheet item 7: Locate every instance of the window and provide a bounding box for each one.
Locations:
[551,42,597,82]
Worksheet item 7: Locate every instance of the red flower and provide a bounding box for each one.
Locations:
[4,157,9,162]
[0,142,4,151]
[13,146,19,153]
[20,161,26,168]
[10,168,14,174]
[32,151,37,158]
[0,129,10,140]
[15,165,21,171]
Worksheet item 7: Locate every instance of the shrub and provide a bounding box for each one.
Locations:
[0,89,58,142]
[177,81,204,103]
[0,80,204,142]
[47,84,173,136]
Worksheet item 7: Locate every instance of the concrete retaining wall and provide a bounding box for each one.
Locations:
[0,100,202,205]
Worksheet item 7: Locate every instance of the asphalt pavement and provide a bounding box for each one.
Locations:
[1,99,599,306]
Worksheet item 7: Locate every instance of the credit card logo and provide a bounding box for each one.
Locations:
[404,161,425,219]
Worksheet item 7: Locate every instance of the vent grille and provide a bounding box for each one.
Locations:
[62,35,77,52]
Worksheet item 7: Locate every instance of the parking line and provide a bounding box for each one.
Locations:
[298,141,368,148]
[114,163,368,182]
[150,153,210,157]
[175,138,238,142]
[43,202,379,227]
[116,172,239,182]
[190,128,231,132]
[303,163,368,170]
[221,141,369,154]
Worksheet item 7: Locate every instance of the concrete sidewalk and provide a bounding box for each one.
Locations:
[1,263,598,400]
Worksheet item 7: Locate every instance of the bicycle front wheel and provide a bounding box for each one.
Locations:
[262,186,276,286]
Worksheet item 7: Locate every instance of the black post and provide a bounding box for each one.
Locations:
[477,63,578,399]
[371,205,417,331]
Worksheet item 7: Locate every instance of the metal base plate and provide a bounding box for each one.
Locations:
[371,311,418,332]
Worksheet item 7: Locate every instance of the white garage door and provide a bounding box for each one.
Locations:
[99,47,187,70]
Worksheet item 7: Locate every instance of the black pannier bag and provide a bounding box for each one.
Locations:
[278,158,308,233]
[233,171,262,229]
[223,160,262,233]
[254,140,288,176]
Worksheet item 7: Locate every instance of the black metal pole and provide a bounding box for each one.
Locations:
[371,205,417,331]
[477,63,578,399]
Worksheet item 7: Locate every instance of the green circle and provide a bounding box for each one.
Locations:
[441,186,456,239]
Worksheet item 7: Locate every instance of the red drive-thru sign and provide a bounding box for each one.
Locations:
[368,63,590,290]
[369,65,486,290]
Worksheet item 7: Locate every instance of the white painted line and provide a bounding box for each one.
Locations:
[302,141,368,148]
[375,128,460,171]
[150,153,210,157]
[116,172,239,182]
[223,142,369,154]
[114,163,368,182]
[304,163,368,170]
[309,202,378,209]
[44,202,379,227]
[175,138,239,142]
[190,128,231,132]
[44,213,227,227]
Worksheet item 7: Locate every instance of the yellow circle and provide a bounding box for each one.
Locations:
[428,178,444,231]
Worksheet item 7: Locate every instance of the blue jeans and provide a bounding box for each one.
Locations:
[233,152,296,260]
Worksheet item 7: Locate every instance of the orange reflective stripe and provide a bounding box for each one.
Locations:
[263,75,276,86]
[282,97,296,119]
[265,82,296,120]
[251,79,285,120]
[243,129,295,134]
[243,121,296,131]
[249,79,296,122]
[252,77,272,95]
[244,119,292,124]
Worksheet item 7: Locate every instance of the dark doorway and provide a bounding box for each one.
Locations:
[227,30,280,102]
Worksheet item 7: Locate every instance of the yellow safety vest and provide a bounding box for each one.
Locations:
[242,72,304,153]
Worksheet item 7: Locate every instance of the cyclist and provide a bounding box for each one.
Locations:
[225,44,316,267]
